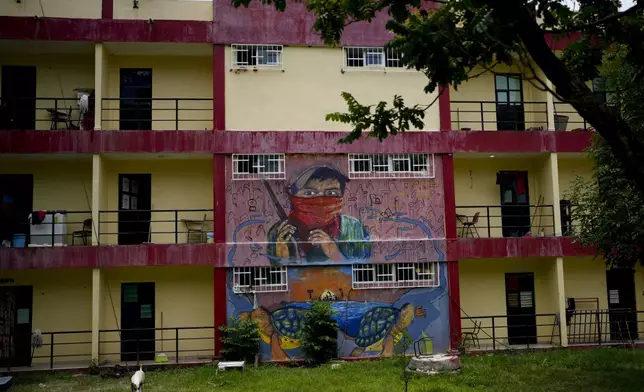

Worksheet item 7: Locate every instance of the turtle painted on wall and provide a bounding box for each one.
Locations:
[239,295,425,360]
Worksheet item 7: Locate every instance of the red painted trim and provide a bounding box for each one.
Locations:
[545,32,581,51]
[0,243,224,270]
[213,267,227,356]
[0,17,213,43]
[448,236,594,260]
[102,0,113,20]
[213,46,226,131]
[213,155,226,243]
[0,130,592,154]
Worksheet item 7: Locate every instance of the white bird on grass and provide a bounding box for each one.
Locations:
[130,366,145,392]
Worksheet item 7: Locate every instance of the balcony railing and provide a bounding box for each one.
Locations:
[98,209,213,245]
[456,205,556,238]
[0,326,216,371]
[0,97,91,130]
[101,98,213,131]
[461,313,561,351]
[2,210,93,248]
[451,101,549,131]
[567,308,641,345]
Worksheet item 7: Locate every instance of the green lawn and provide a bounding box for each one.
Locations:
[7,348,644,392]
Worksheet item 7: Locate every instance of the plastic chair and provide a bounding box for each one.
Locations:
[460,212,480,238]
[72,219,92,245]
[462,320,482,348]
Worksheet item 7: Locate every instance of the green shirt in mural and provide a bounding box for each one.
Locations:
[266,216,371,263]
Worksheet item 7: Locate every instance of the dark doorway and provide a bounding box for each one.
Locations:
[606,269,639,341]
[498,171,531,237]
[121,282,155,362]
[119,69,152,130]
[0,286,33,367]
[118,174,152,245]
[495,74,525,131]
[1,66,36,130]
[505,273,537,345]
[0,175,34,246]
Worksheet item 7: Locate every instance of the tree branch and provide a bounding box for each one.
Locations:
[545,2,644,33]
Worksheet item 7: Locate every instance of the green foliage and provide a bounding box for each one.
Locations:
[218,317,261,363]
[395,329,413,356]
[568,47,644,268]
[300,301,338,365]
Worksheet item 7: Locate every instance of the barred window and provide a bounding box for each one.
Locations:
[232,154,286,180]
[233,266,288,293]
[343,47,405,70]
[348,154,434,179]
[231,44,284,70]
[352,262,439,289]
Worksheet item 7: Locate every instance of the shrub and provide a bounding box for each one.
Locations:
[219,317,261,363]
[301,301,338,365]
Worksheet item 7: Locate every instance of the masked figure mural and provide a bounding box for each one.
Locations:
[226,155,449,360]
[266,165,371,262]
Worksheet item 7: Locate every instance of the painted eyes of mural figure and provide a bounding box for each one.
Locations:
[298,188,342,198]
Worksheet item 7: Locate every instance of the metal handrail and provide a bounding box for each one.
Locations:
[450,100,549,131]
[101,98,213,131]
[456,204,556,238]
[461,313,560,351]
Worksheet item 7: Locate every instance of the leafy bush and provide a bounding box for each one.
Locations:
[301,301,338,365]
[219,317,261,363]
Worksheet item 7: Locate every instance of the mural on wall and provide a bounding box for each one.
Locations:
[226,155,446,266]
[226,155,449,359]
[228,265,449,360]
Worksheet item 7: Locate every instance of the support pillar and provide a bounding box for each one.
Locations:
[91,154,103,245]
[94,43,107,131]
[554,257,568,347]
[91,268,102,362]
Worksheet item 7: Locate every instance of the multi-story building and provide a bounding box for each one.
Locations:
[0,0,638,370]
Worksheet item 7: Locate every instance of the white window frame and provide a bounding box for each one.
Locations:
[348,153,434,179]
[232,154,286,180]
[231,44,284,71]
[352,262,439,289]
[343,47,407,72]
[233,266,288,293]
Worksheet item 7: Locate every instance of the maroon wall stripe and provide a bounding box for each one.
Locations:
[213,267,227,356]
[102,0,113,20]
[0,130,592,154]
[213,45,226,131]
[0,15,578,48]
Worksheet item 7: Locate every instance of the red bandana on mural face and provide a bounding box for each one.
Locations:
[288,195,343,238]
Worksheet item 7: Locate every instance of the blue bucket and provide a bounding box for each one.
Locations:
[12,234,26,248]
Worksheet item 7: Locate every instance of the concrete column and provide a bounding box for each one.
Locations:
[549,153,562,236]
[91,154,103,245]
[545,79,556,131]
[94,43,107,131]
[553,257,568,347]
[91,268,102,362]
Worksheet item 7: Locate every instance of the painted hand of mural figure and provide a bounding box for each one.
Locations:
[275,221,297,258]
[308,229,343,261]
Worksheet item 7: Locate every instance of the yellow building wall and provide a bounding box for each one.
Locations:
[225,46,441,131]
[99,266,215,362]
[450,65,549,131]
[0,269,93,364]
[459,258,560,345]
[0,0,100,19]
[0,54,95,131]
[558,155,594,199]
[454,155,554,237]
[103,55,213,131]
[102,157,213,244]
[113,0,213,21]
[0,157,94,242]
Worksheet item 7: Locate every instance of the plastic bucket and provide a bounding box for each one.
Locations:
[12,234,26,248]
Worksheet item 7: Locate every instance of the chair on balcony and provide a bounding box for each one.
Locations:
[185,214,208,243]
[462,320,481,349]
[48,107,72,130]
[459,212,480,238]
[72,219,92,245]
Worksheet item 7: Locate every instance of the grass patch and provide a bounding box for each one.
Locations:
[8,348,644,392]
